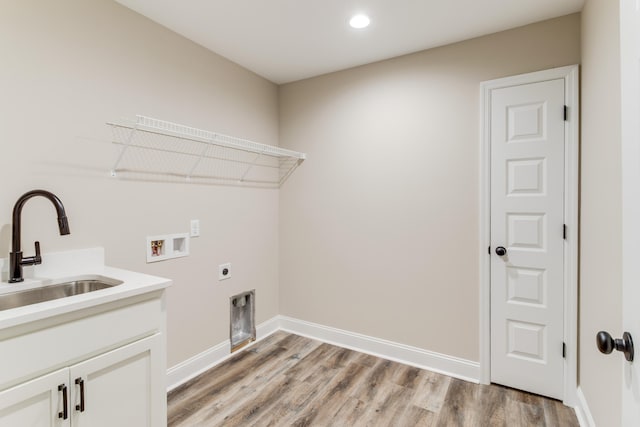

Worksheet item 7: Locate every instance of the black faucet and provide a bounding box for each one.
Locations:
[9,190,70,283]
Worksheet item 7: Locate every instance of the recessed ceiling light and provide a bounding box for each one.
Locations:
[349,14,370,29]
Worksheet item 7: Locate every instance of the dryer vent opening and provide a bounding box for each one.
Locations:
[230,290,256,352]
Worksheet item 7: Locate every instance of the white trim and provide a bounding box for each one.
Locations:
[479,65,580,405]
[279,316,480,383]
[574,387,597,427]
[563,65,580,407]
[166,316,280,391]
[167,315,480,390]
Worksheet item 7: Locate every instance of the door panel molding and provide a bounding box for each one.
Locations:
[479,65,579,406]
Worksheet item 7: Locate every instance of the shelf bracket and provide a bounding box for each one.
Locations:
[186,138,213,181]
[110,121,140,177]
[279,158,304,185]
[239,151,263,183]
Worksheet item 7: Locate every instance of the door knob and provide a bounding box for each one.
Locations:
[495,246,507,256]
[596,331,634,361]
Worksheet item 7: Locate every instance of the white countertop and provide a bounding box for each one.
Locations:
[0,247,171,330]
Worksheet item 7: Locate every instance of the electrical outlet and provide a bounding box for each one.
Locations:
[219,263,231,281]
[190,219,200,237]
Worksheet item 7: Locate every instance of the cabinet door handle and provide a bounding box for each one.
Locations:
[58,384,68,420]
[75,377,85,412]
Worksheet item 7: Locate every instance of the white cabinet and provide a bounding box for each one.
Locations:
[0,291,167,427]
[0,334,162,427]
[70,334,162,427]
[0,368,69,426]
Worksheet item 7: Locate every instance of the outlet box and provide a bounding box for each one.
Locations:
[230,289,255,352]
[146,233,189,263]
[219,263,231,281]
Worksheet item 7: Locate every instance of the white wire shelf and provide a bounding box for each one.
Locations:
[107,115,306,188]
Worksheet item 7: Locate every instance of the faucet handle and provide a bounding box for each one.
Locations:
[18,241,43,267]
[33,241,42,264]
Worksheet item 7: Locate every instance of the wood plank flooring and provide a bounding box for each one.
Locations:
[168,332,579,426]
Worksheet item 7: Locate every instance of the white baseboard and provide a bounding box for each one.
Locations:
[278,316,480,383]
[167,315,482,391]
[574,386,596,427]
[166,316,280,391]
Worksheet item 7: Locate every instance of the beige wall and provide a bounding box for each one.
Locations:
[2,4,616,415]
[580,0,622,425]
[0,0,280,367]
[278,14,581,361]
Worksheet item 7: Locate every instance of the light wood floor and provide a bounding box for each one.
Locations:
[168,332,579,426]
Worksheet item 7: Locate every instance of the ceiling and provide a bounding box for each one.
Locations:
[114,0,585,84]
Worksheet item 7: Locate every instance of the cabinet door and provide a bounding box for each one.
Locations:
[0,368,71,427]
[70,334,164,427]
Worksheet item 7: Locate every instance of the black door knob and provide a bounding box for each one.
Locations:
[495,246,507,256]
[596,331,634,362]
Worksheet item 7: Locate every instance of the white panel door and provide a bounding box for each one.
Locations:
[0,368,70,427]
[490,78,565,399]
[70,334,161,427]
[621,0,640,424]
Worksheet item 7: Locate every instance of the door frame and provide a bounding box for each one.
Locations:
[479,65,579,406]
[620,0,640,423]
